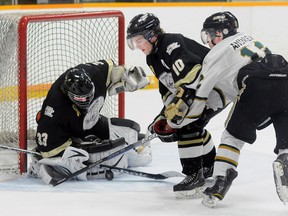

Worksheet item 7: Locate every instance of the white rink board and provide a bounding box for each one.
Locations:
[1,5,287,74]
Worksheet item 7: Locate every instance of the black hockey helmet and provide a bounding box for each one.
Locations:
[201,11,239,44]
[61,67,95,110]
[126,13,162,50]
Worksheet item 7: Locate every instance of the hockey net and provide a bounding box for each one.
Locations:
[0,11,125,174]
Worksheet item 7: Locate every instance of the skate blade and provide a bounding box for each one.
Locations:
[273,161,288,205]
[174,186,205,199]
[204,178,214,188]
[201,194,219,208]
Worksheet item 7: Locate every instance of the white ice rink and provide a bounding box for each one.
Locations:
[0,89,287,216]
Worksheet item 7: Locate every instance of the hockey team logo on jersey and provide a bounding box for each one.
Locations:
[166,42,180,55]
[158,72,177,94]
[44,106,54,118]
[83,96,104,130]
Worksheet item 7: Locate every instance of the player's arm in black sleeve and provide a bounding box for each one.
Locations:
[163,35,203,86]
[163,36,204,125]
[185,38,210,61]
[36,106,73,158]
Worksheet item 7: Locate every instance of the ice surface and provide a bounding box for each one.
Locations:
[0,90,286,216]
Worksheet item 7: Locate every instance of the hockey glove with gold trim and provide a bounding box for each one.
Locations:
[165,86,195,125]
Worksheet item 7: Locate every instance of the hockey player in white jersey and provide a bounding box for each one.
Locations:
[173,11,288,207]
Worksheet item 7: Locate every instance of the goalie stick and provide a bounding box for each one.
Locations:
[51,133,158,186]
[0,143,40,156]
[0,140,185,182]
[99,164,184,180]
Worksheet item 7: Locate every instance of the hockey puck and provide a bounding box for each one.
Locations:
[105,170,114,181]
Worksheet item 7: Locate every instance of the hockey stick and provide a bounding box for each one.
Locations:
[0,136,184,181]
[0,135,181,181]
[0,143,40,156]
[99,164,184,180]
[51,133,158,186]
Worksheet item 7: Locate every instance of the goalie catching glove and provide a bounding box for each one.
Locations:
[165,86,195,125]
[108,65,150,96]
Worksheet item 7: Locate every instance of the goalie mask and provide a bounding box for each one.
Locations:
[126,13,162,50]
[61,67,95,110]
[201,11,239,45]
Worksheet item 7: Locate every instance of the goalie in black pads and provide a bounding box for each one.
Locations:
[29,59,152,184]
[126,13,222,198]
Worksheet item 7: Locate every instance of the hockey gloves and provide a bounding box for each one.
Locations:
[122,66,150,92]
[108,65,150,96]
[165,86,195,125]
[152,118,178,142]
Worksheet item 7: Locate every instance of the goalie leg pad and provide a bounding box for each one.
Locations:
[38,164,71,185]
[129,132,153,167]
[28,148,42,178]
[38,146,89,184]
[109,118,152,167]
[86,139,128,179]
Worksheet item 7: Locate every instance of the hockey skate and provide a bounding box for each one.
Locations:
[273,153,288,205]
[173,168,205,199]
[203,165,214,179]
[202,168,238,208]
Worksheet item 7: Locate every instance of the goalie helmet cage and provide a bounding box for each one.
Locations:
[0,10,125,174]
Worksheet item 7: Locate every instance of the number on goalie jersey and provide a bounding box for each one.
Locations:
[30,59,152,184]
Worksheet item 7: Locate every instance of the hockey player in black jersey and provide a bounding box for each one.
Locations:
[29,59,152,184]
[126,13,223,198]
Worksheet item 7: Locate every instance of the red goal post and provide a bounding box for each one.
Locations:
[0,11,125,174]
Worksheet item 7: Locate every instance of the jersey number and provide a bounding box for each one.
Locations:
[240,41,271,61]
[37,132,48,146]
[172,59,185,76]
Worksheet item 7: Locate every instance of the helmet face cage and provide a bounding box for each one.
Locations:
[201,11,239,44]
[127,29,155,50]
[64,68,95,109]
[126,13,161,50]
[201,28,217,44]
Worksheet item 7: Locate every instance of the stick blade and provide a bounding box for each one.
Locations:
[154,171,185,179]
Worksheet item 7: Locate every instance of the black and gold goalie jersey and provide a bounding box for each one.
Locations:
[36,60,113,157]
